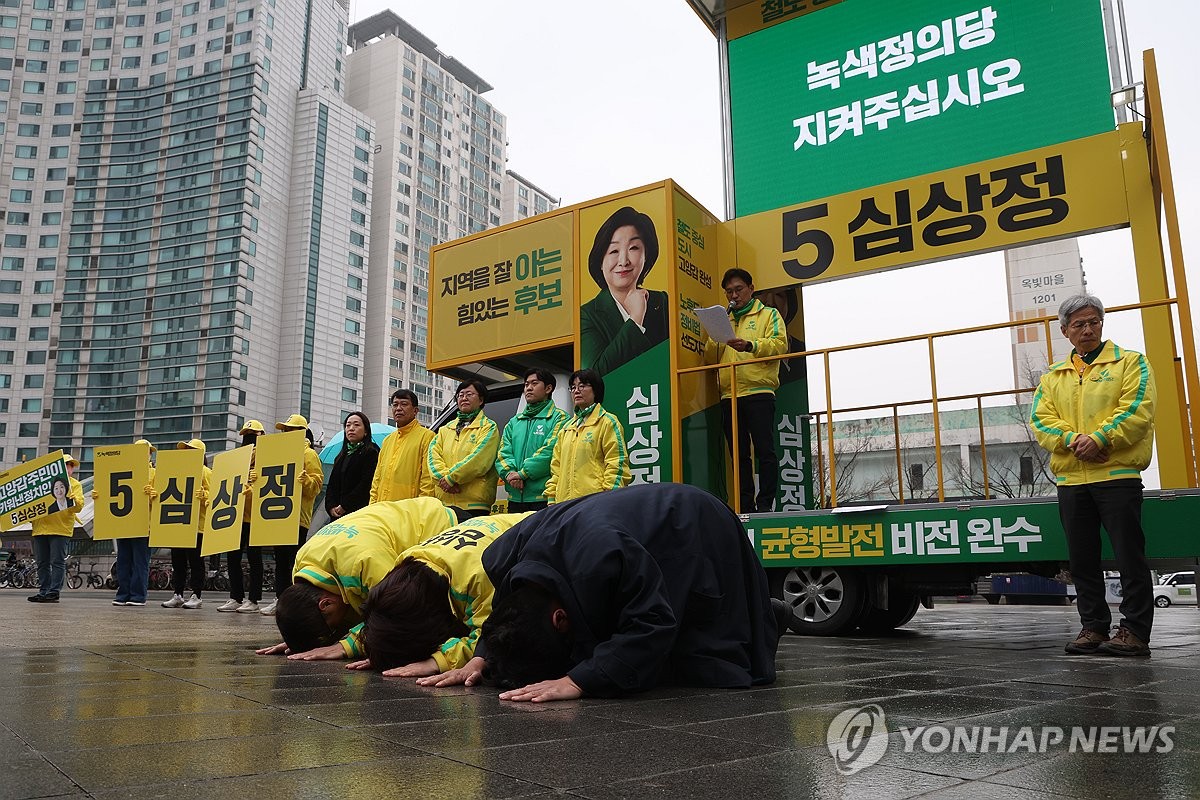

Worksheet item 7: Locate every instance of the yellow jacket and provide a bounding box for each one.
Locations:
[370,420,435,503]
[293,497,458,657]
[31,477,84,537]
[196,465,213,534]
[704,299,788,399]
[399,512,530,671]
[299,444,323,529]
[1031,340,1156,486]
[427,412,500,512]
[546,404,630,504]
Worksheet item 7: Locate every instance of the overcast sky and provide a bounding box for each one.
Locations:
[348,0,1197,483]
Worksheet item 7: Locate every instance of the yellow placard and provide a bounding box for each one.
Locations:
[92,443,151,541]
[149,449,203,549]
[429,211,574,369]
[0,451,69,533]
[671,187,725,404]
[726,0,848,40]
[248,430,304,547]
[727,130,1130,291]
[201,445,252,557]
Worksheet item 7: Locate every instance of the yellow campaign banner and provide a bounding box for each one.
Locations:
[92,443,151,541]
[0,451,69,533]
[429,211,574,369]
[726,0,848,40]
[149,448,203,549]
[728,129,1130,290]
[202,445,252,557]
[671,187,724,405]
[248,430,304,547]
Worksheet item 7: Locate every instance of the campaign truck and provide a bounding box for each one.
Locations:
[427,3,1199,636]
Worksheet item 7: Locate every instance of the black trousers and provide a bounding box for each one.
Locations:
[720,394,780,513]
[227,523,263,603]
[170,543,205,597]
[507,500,548,514]
[1058,479,1153,643]
[272,526,308,596]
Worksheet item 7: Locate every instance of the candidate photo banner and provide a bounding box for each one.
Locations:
[92,443,151,541]
[0,451,69,533]
[248,430,304,547]
[428,211,574,369]
[149,448,204,549]
[578,187,673,486]
[202,445,253,557]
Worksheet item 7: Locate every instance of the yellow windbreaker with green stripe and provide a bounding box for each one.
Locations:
[1030,340,1156,486]
[545,403,630,504]
[703,298,788,399]
[399,512,530,671]
[292,497,457,657]
[427,412,500,512]
[299,443,323,529]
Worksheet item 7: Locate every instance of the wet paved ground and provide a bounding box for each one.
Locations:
[1,589,1198,800]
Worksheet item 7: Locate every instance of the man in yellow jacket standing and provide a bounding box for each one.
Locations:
[428,379,500,518]
[28,454,84,603]
[1031,294,1156,658]
[704,268,787,513]
[370,389,435,503]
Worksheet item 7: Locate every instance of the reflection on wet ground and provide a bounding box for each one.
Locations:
[1,592,1197,799]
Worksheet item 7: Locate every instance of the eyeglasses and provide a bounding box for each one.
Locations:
[1068,318,1103,331]
[569,384,591,393]
[457,389,479,399]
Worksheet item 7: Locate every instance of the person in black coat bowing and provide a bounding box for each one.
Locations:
[415,483,781,701]
[325,411,380,520]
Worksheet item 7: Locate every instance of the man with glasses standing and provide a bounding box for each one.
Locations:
[704,268,787,513]
[428,379,500,519]
[497,369,568,513]
[1031,294,1157,657]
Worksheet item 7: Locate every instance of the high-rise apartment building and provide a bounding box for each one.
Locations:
[347,11,530,426]
[0,0,372,469]
[501,170,558,223]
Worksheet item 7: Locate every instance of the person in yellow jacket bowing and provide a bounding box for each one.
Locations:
[349,511,530,676]
[427,379,500,518]
[27,454,84,603]
[370,389,435,503]
[256,496,458,660]
[545,369,630,504]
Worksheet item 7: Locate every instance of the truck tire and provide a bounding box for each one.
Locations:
[769,566,867,636]
[858,592,921,633]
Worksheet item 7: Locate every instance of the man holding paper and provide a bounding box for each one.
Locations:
[702,268,786,513]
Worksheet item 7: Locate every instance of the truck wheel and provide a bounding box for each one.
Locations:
[858,592,921,633]
[1154,595,1171,608]
[769,566,867,636]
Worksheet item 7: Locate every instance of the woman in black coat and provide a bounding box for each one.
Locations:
[325,411,380,520]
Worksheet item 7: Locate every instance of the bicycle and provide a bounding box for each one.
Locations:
[148,561,174,591]
[65,556,84,590]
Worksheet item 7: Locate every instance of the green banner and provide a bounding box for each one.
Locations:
[728,0,1114,216]
[751,494,1200,566]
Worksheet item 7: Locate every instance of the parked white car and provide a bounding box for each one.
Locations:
[1154,571,1197,608]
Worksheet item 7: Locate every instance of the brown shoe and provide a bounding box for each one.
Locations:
[1097,626,1150,657]
[1064,627,1109,654]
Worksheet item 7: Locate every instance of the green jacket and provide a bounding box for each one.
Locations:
[495,399,568,503]
[1031,340,1156,486]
